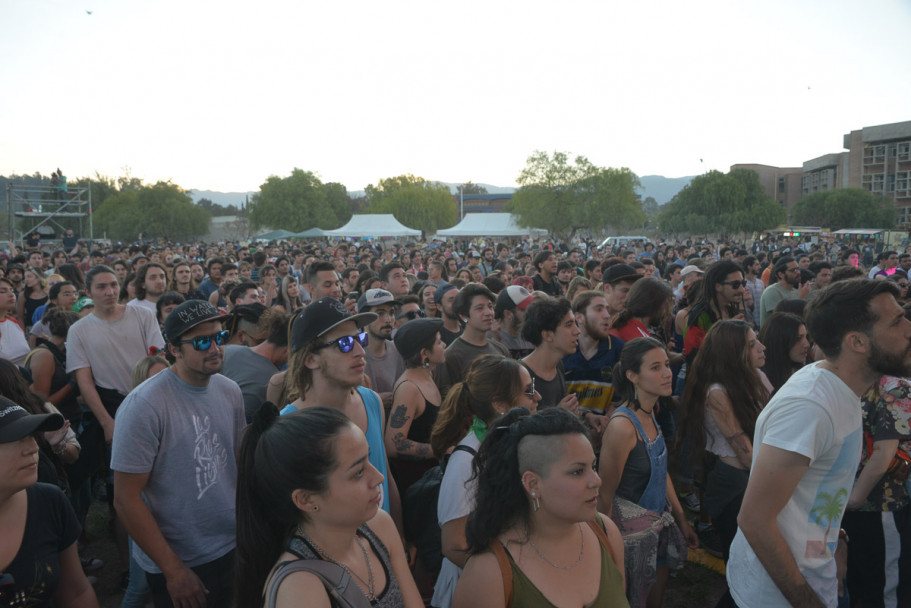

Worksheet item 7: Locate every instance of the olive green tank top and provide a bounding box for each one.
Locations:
[501,524,629,608]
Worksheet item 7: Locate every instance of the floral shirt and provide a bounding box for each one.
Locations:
[856,375,911,511]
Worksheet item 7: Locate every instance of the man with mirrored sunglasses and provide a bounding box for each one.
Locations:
[278,298,403,521]
[112,300,246,608]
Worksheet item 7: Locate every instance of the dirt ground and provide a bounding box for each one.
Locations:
[83,501,727,608]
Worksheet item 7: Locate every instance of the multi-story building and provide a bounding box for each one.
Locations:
[735,120,911,225]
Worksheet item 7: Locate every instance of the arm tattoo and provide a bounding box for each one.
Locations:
[389,404,411,429]
[393,432,434,459]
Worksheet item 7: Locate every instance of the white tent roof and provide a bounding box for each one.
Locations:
[436,213,543,237]
[326,214,420,237]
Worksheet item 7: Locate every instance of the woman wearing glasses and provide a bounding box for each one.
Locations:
[428,354,541,608]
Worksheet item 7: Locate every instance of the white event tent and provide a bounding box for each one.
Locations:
[435,213,544,237]
[326,214,421,237]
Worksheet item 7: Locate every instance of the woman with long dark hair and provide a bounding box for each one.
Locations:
[235,405,423,608]
[598,337,698,608]
[429,355,541,608]
[679,320,771,564]
[758,312,809,395]
[453,407,628,608]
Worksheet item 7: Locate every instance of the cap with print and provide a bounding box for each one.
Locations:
[357,288,400,313]
[163,300,230,344]
[0,397,64,444]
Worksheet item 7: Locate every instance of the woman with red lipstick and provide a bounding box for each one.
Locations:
[0,396,98,607]
[453,407,628,608]
[236,405,423,608]
[680,320,771,568]
[599,337,698,608]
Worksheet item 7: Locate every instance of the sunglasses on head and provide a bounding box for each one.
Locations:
[396,310,426,321]
[721,280,747,289]
[176,330,230,351]
[316,331,369,353]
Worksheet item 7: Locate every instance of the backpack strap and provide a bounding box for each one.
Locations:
[488,540,513,608]
[265,559,373,608]
[441,444,477,474]
[586,518,617,566]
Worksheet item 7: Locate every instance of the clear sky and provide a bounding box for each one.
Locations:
[2,0,910,194]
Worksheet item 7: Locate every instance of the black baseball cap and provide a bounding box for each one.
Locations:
[0,397,63,444]
[394,318,444,360]
[290,297,377,354]
[603,264,642,285]
[163,300,231,343]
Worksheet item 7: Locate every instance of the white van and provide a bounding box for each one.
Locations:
[597,236,650,250]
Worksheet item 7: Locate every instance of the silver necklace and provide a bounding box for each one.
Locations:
[297,525,376,600]
[526,522,585,570]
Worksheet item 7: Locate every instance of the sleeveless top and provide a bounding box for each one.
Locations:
[704,383,738,458]
[26,339,79,421]
[501,524,629,608]
[287,524,404,608]
[23,294,48,329]
[611,406,668,513]
[397,380,439,444]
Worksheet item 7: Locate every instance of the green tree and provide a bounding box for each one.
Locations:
[196,197,240,217]
[93,181,209,241]
[790,188,896,230]
[247,169,347,232]
[457,181,488,195]
[364,174,457,238]
[508,151,643,240]
[657,169,786,235]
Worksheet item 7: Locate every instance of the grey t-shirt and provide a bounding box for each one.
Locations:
[221,345,279,421]
[111,369,246,572]
[364,341,405,395]
[66,306,164,395]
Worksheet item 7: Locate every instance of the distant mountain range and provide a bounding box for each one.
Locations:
[189,175,694,209]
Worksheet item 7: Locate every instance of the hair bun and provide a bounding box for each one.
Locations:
[251,401,279,434]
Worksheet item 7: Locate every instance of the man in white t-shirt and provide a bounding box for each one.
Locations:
[727,279,911,608]
[127,263,167,314]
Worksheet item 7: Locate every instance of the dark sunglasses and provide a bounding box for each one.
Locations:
[523,377,536,397]
[316,331,369,353]
[396,310,427,321]
[721,280,747,289]
[176,330,230,351]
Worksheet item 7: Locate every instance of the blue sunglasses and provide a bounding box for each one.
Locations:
[316,331,369,353]
[176,330,230,351]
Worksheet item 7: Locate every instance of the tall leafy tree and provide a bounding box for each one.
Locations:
[657,169,785,235]
[790,188,896,230]
[248,169,347,232]
[94,181,209,240]
[457,181,488,195]
[509,151,643,240]
[364,174,456,238]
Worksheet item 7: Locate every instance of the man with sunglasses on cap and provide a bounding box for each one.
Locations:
[358,289,405,411]
[111,300,246,608]
[280,297,401,519]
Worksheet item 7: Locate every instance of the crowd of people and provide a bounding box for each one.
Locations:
[1,232,910,608]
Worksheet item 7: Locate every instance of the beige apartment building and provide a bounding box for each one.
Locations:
[734,119,911,225]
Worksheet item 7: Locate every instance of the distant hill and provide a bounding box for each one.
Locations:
[636,175,695,204]
[189,190,255,208]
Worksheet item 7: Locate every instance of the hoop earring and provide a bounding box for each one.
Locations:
[531,493,540,512]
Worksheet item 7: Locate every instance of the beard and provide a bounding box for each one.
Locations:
[869,339,911,378]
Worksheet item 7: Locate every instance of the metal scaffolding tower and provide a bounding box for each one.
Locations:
[6,182,93,247]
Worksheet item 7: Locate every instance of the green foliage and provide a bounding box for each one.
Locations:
[248,169,348,232]
[364,174,457,236]
[196,197,240,217]
[509,151,643,240]
[457,181,488,195]
[93,181,209,240]
[657,169,786,235]
[790,188,896,230]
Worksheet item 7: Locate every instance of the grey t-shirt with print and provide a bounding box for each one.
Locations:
[111,369,246,573]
